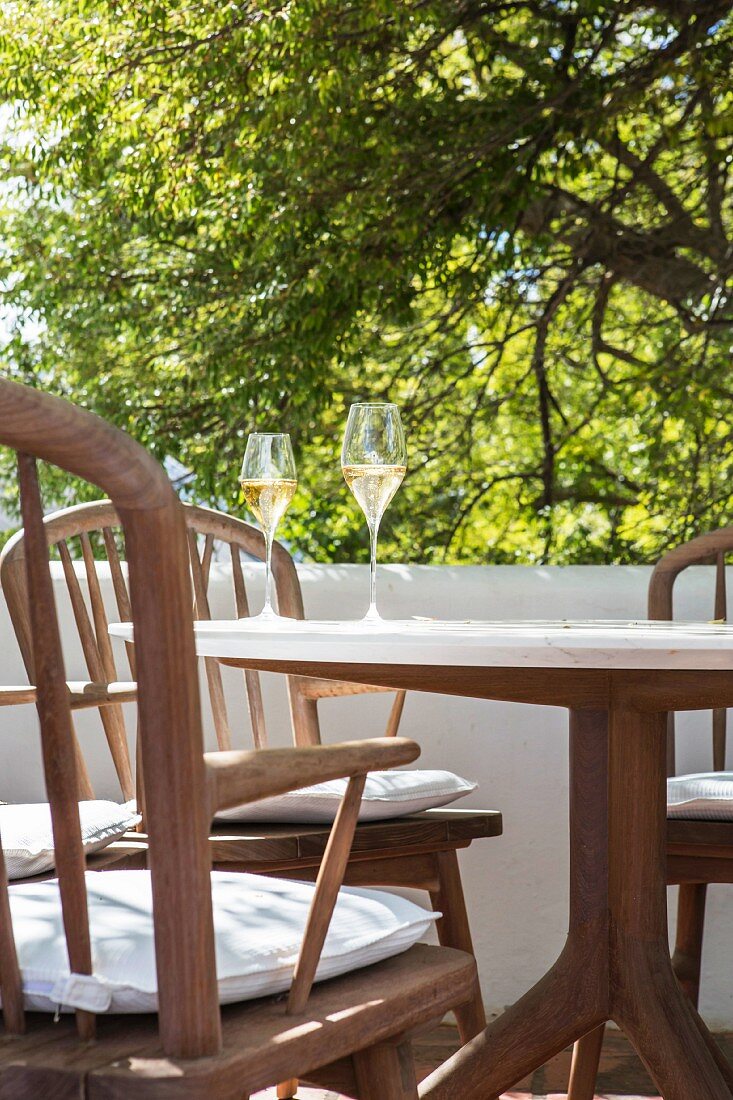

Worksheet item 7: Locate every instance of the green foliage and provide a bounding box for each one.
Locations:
[0,0,731,563]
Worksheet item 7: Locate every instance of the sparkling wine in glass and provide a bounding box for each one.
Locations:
[341,402,407,622]
[240,433,297,620]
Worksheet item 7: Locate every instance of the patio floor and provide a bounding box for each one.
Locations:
[254,1023,733,1098]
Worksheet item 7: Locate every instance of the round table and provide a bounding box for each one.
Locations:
[109,617,733,1099]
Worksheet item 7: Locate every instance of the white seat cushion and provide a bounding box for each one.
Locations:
[1,801,140,880]
[215,769,477,824]
[668,772,733,820]
[10,870,437,1014]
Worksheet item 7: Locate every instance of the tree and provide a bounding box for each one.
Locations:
[0,0,731,562]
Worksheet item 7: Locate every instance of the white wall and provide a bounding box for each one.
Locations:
[0,562,731,1026]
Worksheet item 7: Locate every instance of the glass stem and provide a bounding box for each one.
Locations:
[366,518,381,621]
[263,526,275,617]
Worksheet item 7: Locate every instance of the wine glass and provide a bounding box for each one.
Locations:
[240,433,297,621]
[341,402,407,623]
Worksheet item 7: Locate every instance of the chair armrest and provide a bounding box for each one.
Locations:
[292,676,407,738]
[293,676,394,700]
[0,686,36,706]
[204,736,419,816]
[67,680,137,709]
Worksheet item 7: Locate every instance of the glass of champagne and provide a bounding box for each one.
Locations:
[240,433,297,621]
[341,402,407,623]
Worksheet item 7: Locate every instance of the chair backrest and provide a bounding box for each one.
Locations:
[1,501,402,794]
[648,528,733,775]
[0,377,219,1057]
[1,501,137,801]
[181,504,404,749]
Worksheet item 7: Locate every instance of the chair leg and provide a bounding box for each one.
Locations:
[429,849,486,1042]
[672,882,707,1007]
[353,1040,419,1100]
[568,1024,605,1100]
[567,884,709,1100]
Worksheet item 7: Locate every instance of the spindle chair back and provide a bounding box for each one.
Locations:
[183,502,407,750]
[1,501,405,786]
[647,527,733,774]
[1,503,137,802]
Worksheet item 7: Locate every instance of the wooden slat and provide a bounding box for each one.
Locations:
[714,551,727,621]
[79,532,134,801]
[230,543,268,749]
[713,551,727,771]
[18,454,94,1042]
[79,533,116,680]
[102,526,137,680]
[102,528,132,621]
[135,716,146,828]
[123,505,221,1057]
[201,533,215,589]
[48,541,96,801]
[666,712,676,778]
[187,529,233,752]
[288,774,366,1014]
[0,834,24,1035]
[385,690,407,738]
[0,558,34,680]
[58,539,104,682]
[712,708,726,771]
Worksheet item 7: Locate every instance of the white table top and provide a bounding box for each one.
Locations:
[108,618,733,670]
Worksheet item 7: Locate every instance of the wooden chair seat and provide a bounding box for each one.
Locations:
[205,808,502,869]
[668,818,733,885]
[0,944,475,1099]
[668,818,733,849]
[87,808,502,880]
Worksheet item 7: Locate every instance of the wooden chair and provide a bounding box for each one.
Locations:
[1,498,501,1061]
[568,528,733,1099]
[1,508,137,805]
[0,376,479,1098]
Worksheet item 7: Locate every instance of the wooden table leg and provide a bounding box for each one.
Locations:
[420,710,609,1099]
[608,705,732,1100]
[686,996,733,1093]
[420,705,733,1100]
